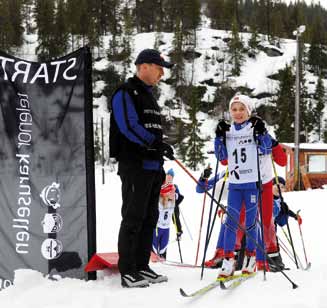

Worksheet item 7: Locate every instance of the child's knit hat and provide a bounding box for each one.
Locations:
[229,94,253,116]
[160,181,175,196]
[166,168,174,177]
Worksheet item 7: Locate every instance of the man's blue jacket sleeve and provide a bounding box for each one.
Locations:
[112,90,156,147]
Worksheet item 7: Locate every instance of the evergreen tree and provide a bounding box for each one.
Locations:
[313,75,326,140]
[52,0,69,58]
[0,0,14,52]
[21,0,34,35]
[206,0,225,29]
[66,0,87,50]
[273,65,295,142]
[171,15,185,91]
[228,17,244,76]
[181,0,201,33]
[135,0,156,32]
[34,0,56,61]
[84,0,104,54]
[107,0,120,36]
[298,39,314,142]
[308,17,327,75]
[106,0,121,59]
[248,26,260,58]
[184,87,206,170]
[78,0,95,47]
[323,119,327,143]
[176,117,188,160]
[94,122,101,162]
[8,0,24,48]
[269,1,284,45]
[224,0,241,30]
[121,4,134,78]
[102,65,124,111]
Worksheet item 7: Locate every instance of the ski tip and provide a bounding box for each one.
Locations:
[179,288,188,297]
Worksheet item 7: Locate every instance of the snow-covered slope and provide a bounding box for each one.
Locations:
[17,26,326,160]
[0,161,325,308]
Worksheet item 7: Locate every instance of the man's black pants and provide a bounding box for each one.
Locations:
[117,163,164,275]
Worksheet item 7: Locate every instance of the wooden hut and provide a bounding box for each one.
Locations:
[281,143,327,190]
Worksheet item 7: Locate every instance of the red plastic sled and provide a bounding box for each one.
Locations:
[84,252,119,272]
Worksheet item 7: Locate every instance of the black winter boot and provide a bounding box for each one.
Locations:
[138,266,168,283]
[121,272,149,288]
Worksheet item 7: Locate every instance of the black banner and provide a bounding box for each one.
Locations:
[0,47,96,290]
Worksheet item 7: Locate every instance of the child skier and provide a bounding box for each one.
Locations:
[152,181,176,258]
[214,93,272,278]
[152,169,184,259]
[196,166,246,269]
[255,138,287,271]
[270,176,302,271]
[166,168,184,241]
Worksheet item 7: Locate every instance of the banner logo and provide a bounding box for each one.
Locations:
[40,183,61,209]
[41,239,63,260]
[41,213,63,233]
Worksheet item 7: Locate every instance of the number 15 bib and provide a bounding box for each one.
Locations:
[225,123,258,184]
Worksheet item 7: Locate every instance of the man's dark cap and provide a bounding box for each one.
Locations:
[134,49,174,68]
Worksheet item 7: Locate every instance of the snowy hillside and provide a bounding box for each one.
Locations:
[0,161,326,308]
[90,28,326,162]
[17,25,327,164]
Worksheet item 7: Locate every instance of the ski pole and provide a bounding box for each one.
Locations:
[204,170,228,263]
[200,169,228,279]
[297,210,310,268]
[177,238,183,263]
[155,226,160,258]
[279,238,296,265]
[200,159,220,280]
[272,160,299,269]
[173,213,183,263]
[255,136,267,280]
[278,235,304,269]
[174,158,298,289]
[281,227,304,269]
[179,207,193,241]
[195,179,208,266]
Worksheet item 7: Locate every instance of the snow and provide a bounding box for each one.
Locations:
[0,160,326,308]
[2,10,327,307]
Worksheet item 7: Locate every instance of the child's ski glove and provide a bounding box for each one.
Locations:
[215,119,231,137]
[249,116,267,135]
[296,214,302,225]
[200,166,212,181]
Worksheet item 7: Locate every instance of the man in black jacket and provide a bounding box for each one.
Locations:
[110,49,174,288]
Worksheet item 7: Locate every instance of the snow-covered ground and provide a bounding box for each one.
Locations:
[2,18,326,307]
[0,159,326,308]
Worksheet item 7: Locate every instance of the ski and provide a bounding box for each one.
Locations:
[179,281,220,297]
[162,260,201,268]
[220,272,256,290]
[179,274,243,298]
